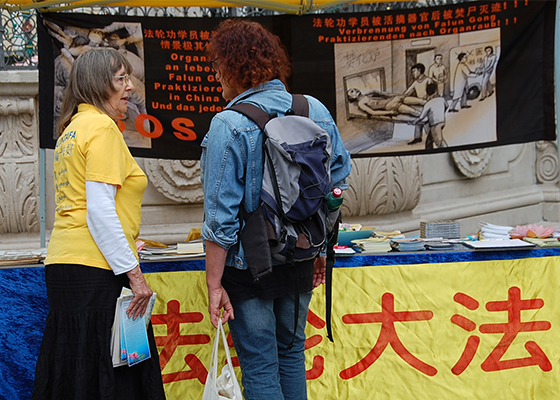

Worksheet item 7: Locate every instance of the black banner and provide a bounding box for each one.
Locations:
[39,1,556,159]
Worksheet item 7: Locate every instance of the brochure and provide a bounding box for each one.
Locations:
[120,298,151,366]
[110,288,156,367]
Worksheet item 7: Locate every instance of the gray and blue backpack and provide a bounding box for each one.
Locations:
[231,94,341,342]
[232,95,339,274]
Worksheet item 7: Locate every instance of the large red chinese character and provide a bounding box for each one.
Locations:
[340,292,437,379]
[451,292,481,375]
[305,309,326,380]
[225,331,240,368]
[479,286,552,372]
[152,300,211,384]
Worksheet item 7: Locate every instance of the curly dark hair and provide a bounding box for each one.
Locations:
[207,19,291,91]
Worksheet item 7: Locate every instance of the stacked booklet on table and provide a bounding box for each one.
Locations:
[138,241,205,261]
[352,237,392,253]
[111,287,157,367]
[390,238,426,252]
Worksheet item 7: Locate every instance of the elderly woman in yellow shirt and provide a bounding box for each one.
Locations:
[33,48,165,400]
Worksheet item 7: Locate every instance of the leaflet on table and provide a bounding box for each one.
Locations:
[138,241,205,259]
[462,239,535,249]
[334,246,356,255]
[110,288,156,367]
[523,237,560,247]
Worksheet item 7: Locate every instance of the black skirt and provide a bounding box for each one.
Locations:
[32,264,166,400]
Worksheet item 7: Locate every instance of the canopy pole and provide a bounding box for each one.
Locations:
[42,0,128,12]
[2,0,71,12]
[39,147,46,248]
[311,0,354,12]
[226,0,301,14]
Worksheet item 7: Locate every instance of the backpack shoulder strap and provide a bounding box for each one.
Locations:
[228,103,271,131]
[289,94,309,117]
[325,211,341,343]
[231,94,309,125]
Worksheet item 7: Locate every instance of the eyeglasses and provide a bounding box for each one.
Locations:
[210,58,219,71]
[114,73,131,85]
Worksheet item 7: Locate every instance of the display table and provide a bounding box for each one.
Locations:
[2,247,560,399]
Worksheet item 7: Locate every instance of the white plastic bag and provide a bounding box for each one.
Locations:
[202,320,243,400]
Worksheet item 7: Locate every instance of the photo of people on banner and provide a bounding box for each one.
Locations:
[43,17,149,148]
[337,30,500,154]
[38,1,556,160]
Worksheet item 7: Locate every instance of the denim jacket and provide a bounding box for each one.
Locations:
[200,79,352,269]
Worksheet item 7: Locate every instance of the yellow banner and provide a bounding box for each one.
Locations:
[145,256,560,399]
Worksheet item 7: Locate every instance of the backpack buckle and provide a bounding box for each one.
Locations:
[279,226,287,242]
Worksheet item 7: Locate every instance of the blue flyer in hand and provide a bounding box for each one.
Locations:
[120,299,151,366]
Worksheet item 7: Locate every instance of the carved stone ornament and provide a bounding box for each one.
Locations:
[0,162,38,233]
[451,148,492,179]
[144,159,204,204]
[343,156,422,217]
[0,97,38,233]
[535,140,559,184]
[0,98,35,116]
[0,99,35,159]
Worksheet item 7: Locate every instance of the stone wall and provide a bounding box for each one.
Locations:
[1,70,559,248]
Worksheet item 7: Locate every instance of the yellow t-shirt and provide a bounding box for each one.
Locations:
[46,104,148,270]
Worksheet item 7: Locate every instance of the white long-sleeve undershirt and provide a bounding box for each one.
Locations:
[86,180,138,275]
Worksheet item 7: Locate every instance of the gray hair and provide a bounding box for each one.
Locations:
[56,47,132,136]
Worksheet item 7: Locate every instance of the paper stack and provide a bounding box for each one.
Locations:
[479,222,513,239]
[420,221,460,239]
[374,230,405,239]
[390,238,426,252]
[352,237,392,253]
[176,241,204,254]
[522,237,560,247]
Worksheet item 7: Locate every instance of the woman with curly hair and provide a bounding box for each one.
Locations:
[201,19,351,400]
